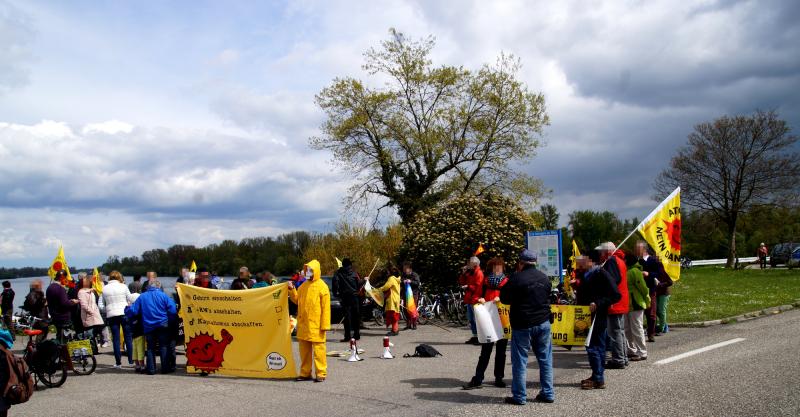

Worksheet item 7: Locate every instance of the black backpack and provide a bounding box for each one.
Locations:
[404,344,442,358]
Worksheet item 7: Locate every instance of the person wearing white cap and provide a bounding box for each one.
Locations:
[757,243,768,269]
[597,242,630,369]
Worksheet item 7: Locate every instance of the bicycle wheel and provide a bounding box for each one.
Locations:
[417,307,430,325]
[72,354,97,375]
[38,359,68,388]
[373,309,385,326]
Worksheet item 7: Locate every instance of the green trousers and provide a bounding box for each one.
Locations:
[656,294,670,333]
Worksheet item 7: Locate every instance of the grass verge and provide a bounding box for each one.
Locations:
[669,267,800,323]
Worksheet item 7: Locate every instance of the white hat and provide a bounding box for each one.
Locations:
[595,242,617,251]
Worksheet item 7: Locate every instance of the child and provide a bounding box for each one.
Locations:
[376,267,401,336]
[126,293,146,373]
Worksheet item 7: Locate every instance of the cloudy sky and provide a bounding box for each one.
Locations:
[1,0,798,267]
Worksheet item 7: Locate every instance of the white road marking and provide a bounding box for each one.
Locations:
[655,338,746,365]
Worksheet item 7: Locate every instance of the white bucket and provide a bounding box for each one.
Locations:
[473,302,504,344]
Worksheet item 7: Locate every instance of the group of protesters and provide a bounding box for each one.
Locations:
[454,240,672,405]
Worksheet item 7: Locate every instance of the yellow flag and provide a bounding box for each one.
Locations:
[92,267,104,295]
[177,283,297,378]
[565,240,581,296]
[363,279,384,307]
[47,246,72,282]
[190,261,197,272]
[335,257,343,269]
[637,187,681,282]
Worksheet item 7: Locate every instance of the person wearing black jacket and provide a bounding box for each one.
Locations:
[577,251,621,390]
[636,241,672,340]
[499,249,554,405]
[333,258,362,342]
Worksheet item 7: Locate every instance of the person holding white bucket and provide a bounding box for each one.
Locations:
[463,257,510,390]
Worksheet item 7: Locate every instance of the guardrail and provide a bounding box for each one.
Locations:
[688,256,763,266]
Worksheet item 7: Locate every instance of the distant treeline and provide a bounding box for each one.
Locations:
[100,231,312,277]
[0,267,49,280]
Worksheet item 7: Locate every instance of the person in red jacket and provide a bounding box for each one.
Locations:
[463,257,510,389]
[598,242,630,369]
[458,256,484,345]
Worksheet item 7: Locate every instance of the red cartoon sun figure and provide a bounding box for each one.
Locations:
[186,329,233,374]
[663,217,681,251]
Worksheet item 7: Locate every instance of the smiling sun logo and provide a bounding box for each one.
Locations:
[663,217,681,251]
[186,329,233,374]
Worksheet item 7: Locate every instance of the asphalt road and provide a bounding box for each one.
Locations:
[12,309,800,417]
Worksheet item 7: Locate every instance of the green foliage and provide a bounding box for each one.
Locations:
[669,267,800,322]
[302,223,404,277]
[682,206,800,260]
[311,29,549,222]
[401,194,536,290]
[568,210,638,252]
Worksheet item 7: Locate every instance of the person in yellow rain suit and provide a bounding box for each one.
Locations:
[375,268,401,336]
[288,260,330,382]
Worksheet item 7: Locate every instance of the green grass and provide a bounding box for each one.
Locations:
[669,267,800,323]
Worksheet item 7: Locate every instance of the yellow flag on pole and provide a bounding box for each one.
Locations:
[565,240,581,296]
[92,267,104,295]
[190,261,197,272]
[47,246,72,282]
[637,187,681,282]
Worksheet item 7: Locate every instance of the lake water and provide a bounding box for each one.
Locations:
[5,276,185,314]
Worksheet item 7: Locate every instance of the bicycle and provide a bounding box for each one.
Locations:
[16,314,68,388]
[62,326,98,375]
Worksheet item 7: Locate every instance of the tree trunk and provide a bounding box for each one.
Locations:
[726,222,737,269]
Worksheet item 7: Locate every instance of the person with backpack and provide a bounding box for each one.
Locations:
[0,325,34,414]
[463,257,510,390]
[499,249,554,405]
[22,279,49,343]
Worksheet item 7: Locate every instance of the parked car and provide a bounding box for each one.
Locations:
[770,242,800,267]
[787,247,800,269]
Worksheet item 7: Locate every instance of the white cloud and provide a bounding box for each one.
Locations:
[81,120,134,135]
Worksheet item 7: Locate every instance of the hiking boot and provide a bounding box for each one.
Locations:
[494,379,507,388]
[580,379,595,390]
[462,379,482,390]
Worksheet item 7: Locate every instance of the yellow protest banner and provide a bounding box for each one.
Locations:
[497,302,511,340]
[550,305,592,346]
[177,283,297,378]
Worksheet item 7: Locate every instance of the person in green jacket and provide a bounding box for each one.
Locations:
[624,253,650,361]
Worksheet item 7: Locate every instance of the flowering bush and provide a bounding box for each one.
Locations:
[401,194,537,290]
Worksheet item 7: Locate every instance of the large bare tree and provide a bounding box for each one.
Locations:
[655,110,800,267]
[311,30,549,223]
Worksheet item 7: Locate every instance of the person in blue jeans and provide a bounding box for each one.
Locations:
[574,251,621,389]
[126,277,177,375]
[499,249,554,405]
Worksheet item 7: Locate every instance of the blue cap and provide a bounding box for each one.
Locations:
[520,249,537,263]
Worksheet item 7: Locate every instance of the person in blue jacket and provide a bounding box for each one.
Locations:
[126,278,177,375]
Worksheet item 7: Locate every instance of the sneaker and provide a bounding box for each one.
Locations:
[101,342,110,348]
[534,393,554,403]
[462,380,482,390]
[112,364,122,369]
[504,397,526,406]
[494,379,506,388]
[464,336,479,345]
[314,377,326,383]
[630,355,647,362]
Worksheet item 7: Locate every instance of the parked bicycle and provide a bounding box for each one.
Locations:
[16,313,68,388]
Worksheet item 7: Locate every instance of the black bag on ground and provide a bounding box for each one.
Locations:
[404,344,442,358]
